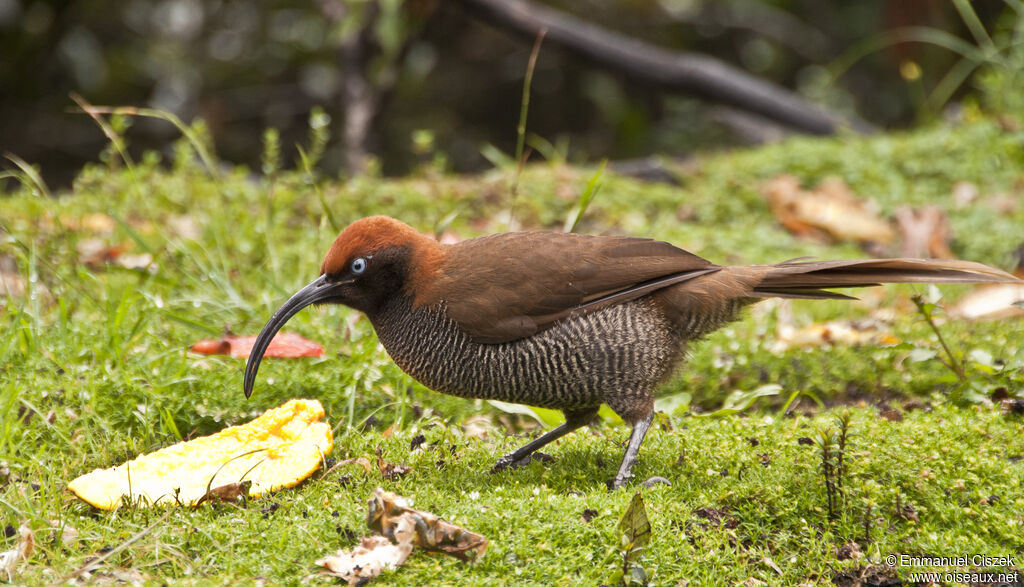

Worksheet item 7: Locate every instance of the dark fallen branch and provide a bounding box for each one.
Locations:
[451,0,872,135]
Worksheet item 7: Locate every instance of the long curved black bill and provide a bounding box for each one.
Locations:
[243,275,337,398]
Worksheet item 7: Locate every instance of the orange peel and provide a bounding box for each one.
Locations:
[68,399,333,509]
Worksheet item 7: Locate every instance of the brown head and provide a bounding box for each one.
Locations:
[243,216,445,397]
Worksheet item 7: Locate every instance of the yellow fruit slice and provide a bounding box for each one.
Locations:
[68,399,333,509]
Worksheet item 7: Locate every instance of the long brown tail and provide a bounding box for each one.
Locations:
[751,258,1020,300]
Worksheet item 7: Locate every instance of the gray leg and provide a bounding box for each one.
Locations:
[612,411,655,489]
[490,407,599,474]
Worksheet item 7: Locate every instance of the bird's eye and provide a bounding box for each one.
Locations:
[351,257,367,275]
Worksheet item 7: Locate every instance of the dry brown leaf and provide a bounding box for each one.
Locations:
[48,520,79,545]
[77,238,122,267]
[763,175,894,245]
[951,181,979,208]
[168,215,201,240]
[76,239,156,272]
[773,319,898,352]
[949,283,1024,321]
[460,414,494,440]
[194,481,252,507]
[835,542,863,561]
[0,525,33,582]
[5,274,52,301]
[316,535,412,586]
[317,488,487,585]
[60,213,117,234]
[878,408,904,422]
[367,487,488,561]
[894,205,954,259]
[328,457,373,475]
[0,260,28,298]
[375,451,412,481]
[115,253,155,271]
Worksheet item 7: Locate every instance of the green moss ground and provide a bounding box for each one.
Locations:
[1,117,1023,584]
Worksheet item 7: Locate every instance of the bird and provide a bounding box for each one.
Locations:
[243,215,1019,488]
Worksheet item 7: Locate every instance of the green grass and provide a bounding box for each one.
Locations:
[2,116,1023,584]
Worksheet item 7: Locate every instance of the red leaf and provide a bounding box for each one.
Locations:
[190,333,324,358]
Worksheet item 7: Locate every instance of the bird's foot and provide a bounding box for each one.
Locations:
[489,451,554,474]
[489,455,517,474]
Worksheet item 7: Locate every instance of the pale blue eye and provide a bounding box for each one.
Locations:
[351,257,367,274]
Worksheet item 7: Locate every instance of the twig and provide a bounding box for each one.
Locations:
[910,295,966,381]
[452,0,872,134]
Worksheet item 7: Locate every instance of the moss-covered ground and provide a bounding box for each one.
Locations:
[2,117,1022,584]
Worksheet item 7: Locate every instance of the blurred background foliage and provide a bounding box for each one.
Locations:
[1,0,1022,188]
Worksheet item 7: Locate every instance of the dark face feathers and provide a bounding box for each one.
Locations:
[242,242,413,398]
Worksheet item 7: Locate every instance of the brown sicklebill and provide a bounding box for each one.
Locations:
[243,216,1019,489]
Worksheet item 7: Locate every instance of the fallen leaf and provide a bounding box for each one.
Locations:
[763,556,784,575]
[773,318,898,352]
[190,332,324,359]
[77,238,123,267]
[76,239,156,272]
[68,399,332,509]
[894,205,953,259]
[194,480,252,507]
[617,493,651,562]
[949,283,1024,321]
[60,213,117,234]
[460,414,494,440]
[763,175,894,245]
[366,487,488,561]
[168,215,201,240]
[895,503,918,522]
[878,408,904,422]
[0,525,33,582]
[951,181,979,208]
[115,253,154,271]
[48,520,78,545]
[0,255,36,299]
[317,488,487,584]
[692,506,738,529]
[317,535,412,586]
[375,452,412,481]
[0,270,27,299]
[324,457,373,476]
